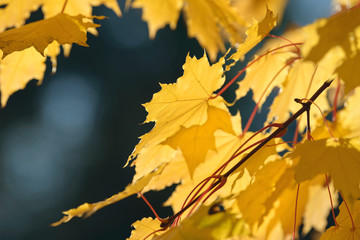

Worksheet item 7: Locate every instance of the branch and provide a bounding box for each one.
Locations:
[160,79,333,228]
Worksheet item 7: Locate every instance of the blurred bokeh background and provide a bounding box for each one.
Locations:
[0,0,333,239]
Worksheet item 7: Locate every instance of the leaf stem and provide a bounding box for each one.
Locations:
[293,183,300,240]
[242,56,300,135]
[61,0,69,13]
[138,192,166,223]
[268,34,301,55]
[209,43,303,99]
[160,79,333,228]
[332,77,341,122]
[339,191,355,230]
[325,174,338,227]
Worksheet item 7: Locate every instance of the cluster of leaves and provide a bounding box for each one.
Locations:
[0,0,121,106]
[2,0,360,240]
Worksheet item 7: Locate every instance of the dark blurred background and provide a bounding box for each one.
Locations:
[0,0,332,239]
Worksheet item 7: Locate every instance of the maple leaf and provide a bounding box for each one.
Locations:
[267,59,332,130]
[0,13,103,106]
[235,160,289,228]
[233,0,287,23]
[303,183,338,234]
[132,0,250,60]
[128,53,227,163]
[153,206,250,240]
[52,165,166,226]
[0,13,103,58]
[235,48,295,108]
[226,8,277,69]
[0,47,45,106]
[320,200,360,240]
[302,5,360,94]
[128,217,162,240]
[0,0,121,32]
[291,138,360,203]
[164,106,234,176]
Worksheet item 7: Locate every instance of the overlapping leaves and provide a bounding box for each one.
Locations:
[50,3,360,240]
[0,1,121,106]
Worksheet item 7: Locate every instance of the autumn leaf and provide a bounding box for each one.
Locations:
[0,47,45,106]
[303,183,338,234]
[226,8,277,69]
[320,200,360,240]
[302,5,360,94]
[164,106,234,176]
[52,165,166,226]
[153,206,250,240]
[235,160,288,228]
[132,0,249,60]
[128,217,162,240]
[131,0,182,39]
[233,0,287,23]
[128,53,227,163]
[291,138,360,203]
[0,0,121,32]
[0,13,103,58]
[235,48,295,108]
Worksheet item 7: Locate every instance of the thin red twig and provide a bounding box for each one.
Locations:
[325,174,338,227]
[61,0,69,13]
[332,78,341,122]
[242,56,300,134]
[210,43,303,99]
[138,192,166,223]
[293,183,301,240]
[268,34,301,55]
[339,191,355,229]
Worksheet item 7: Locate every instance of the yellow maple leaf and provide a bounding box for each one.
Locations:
[131,0,182,39]
[235,160,289,228]
[128,217,163,240]
[52,165,166,226]
[128,53,227,162]
[302,6,360,94]
[0,47,45,106]
[164,106,234,176]
[226,8,277,70]
[291,138,360,203]
[320,200,360,240]
[233,0,287,23]
[0,0,121,32]
[303,183,338,234]
[153,206,250,240]
[336,88,360,138]
[235,49,296,108]
[0,13,102,58]
[132,0,249,60]
[267,60,332,130]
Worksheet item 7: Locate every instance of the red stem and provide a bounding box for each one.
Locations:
[268,34,301,55]
[339,191,355,229]
[138,192,166,223]
[325,174,338,227]
[293,183,300,240]
[61,0,69,13]
[210,43,303,99]
[332,78,341,122]
[242,56,300,134]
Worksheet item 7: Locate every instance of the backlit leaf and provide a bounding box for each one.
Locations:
[0,13,102,58]
[291,138,360,203]
[0,0,121,32]
[320,200,360,240]
[128,53,227,162]
[52,165,166,226]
